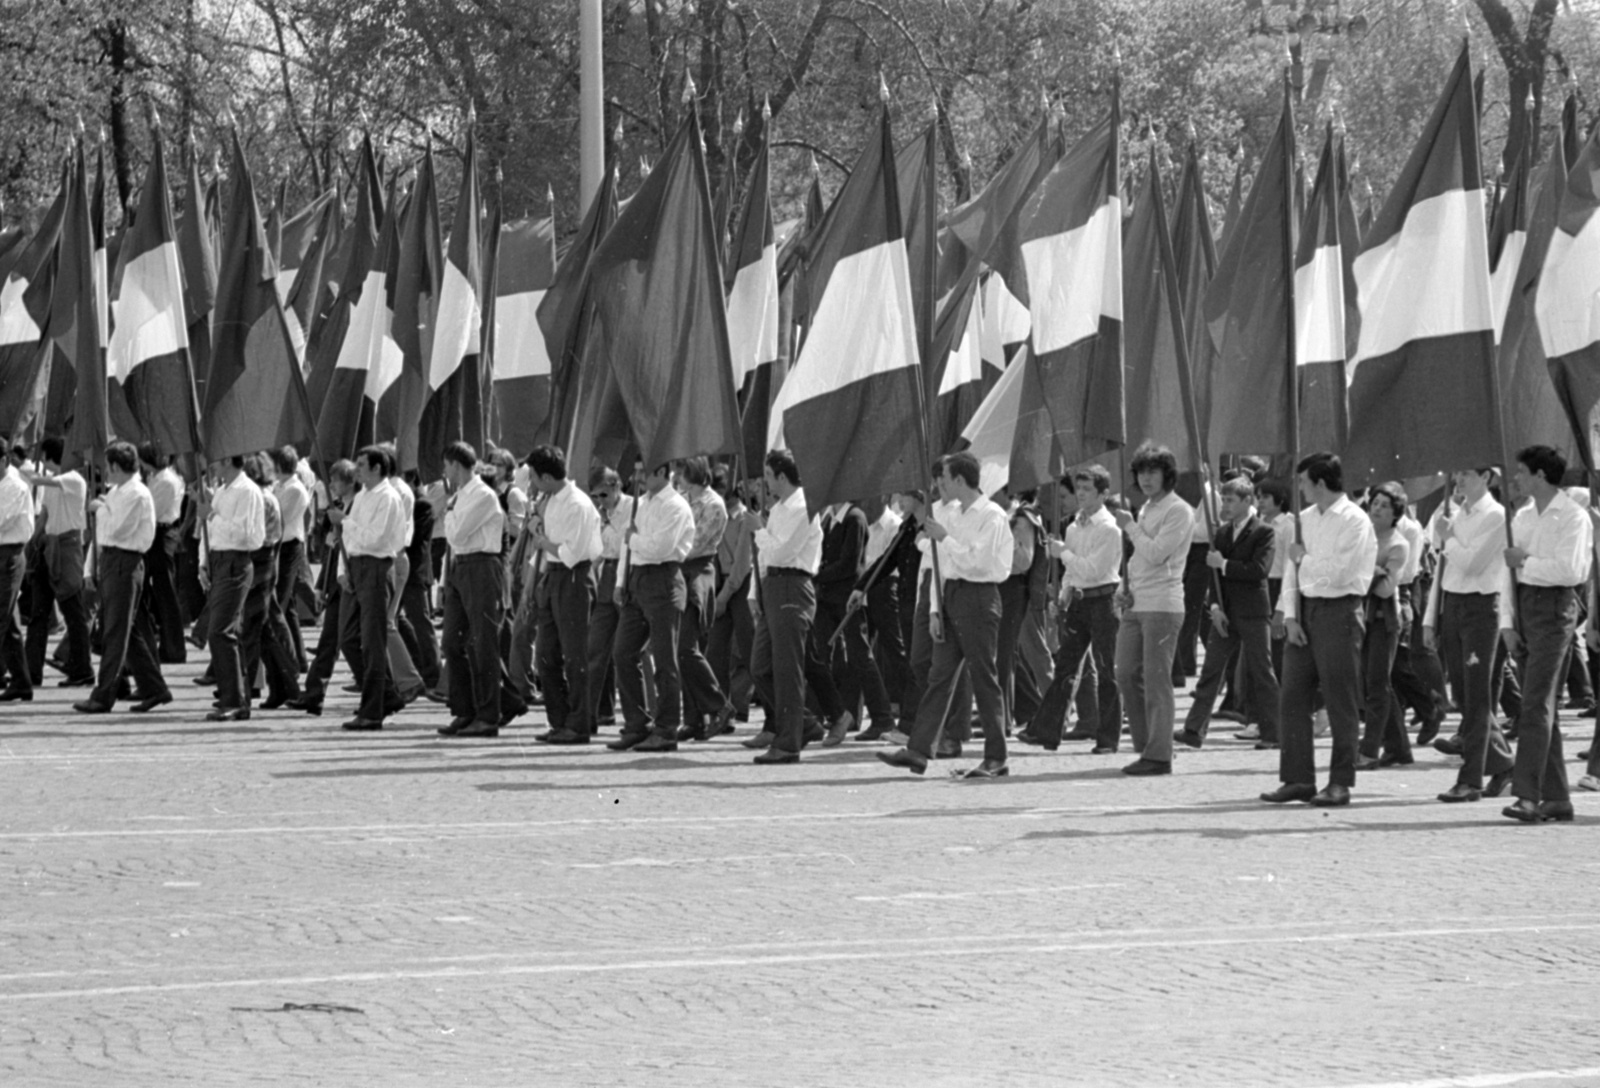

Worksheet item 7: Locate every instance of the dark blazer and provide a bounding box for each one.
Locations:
[816,505,868,602]
[1205,514,1275,621]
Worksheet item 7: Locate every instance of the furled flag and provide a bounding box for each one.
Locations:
[581,104,741,472]
[1536,124,1600,467]
[281,199,335,368]
[539,167,617,449]
[106,126,202,457]
[48,141,108,462]
[960,345,1058,496]
[896,123,938,344]
[1170,142,1219,440]
[274,189,335,302]
[1017,92,1124,466]
[467,184,502,456]
[1343,45,1500,482]
[1202,85,1296,461]
[178,136,218,406]
[766,103,926,513]
[1295,124,1351,455]
[925,262,987,454]
[417,131,482,480]
[305,138,380,421]
[490,215,555,459]
[387,149,442,472]
[0,174,65,439]
[726,112,777,397]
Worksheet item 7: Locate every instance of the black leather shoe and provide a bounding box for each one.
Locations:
[1502,799,1543,823]
[537,729,589,745]
[607,732,649,751]
[56,676,94,689]
[1378,751,1415,767]
[1062,729,1099,742]
[1437,783,1481,803]
[1123,758,1172,776]
[955,760,1010,779]
[259,695,291,711]
[855,722,895,743]
[1484,770,1513,798]
[455,720,500,738]
[207,708,251,722]
[934,736,962,759]
[130,693,174,713]
[340,718,383,731]
[1254,741,1281,750]
[1354,756,1381,772]
[438,716,473,736]
[753,747,800,764]
[286,696,323,716]
[421,688,448,704]
[802,724,826,747]
[876,747,928,775]
[192,674,217,687]
[632,735,678,753]
[1260,783,1317,804]
[740,730,776,750]
[0,687,32,702]
[1091,745,1118,755]
[705,705,737,738]
[1538,800,1576,823]
[1415,717,1441,747]
[1174,731,1203,750]
[1310,784,1351,807]
[676,721,706,742]
[1432,734,1464,757]
[73,699,113,714]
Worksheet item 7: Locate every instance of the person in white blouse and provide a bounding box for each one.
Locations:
[880,451,1014,779]
[0,446,33,702]
[1261,452,1377,808]
[607,460,695,753]
[329,445,409,731]
[75,441,170,714]
[19,436,93,690]
[269,446,312,672]
[438,442,510,736]
[525,445,603,745]
[1499,445,1591,823]
[584,465,634,731]
[197,453,264,720]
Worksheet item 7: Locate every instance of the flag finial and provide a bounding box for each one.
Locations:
[733,108,745,138]
[808,151,820,179]
[611,115,623,145]
[150,103,164,132]
[1525,87,1536,114]
[683,69,697,106]
[878,71,890,105]
[761,94,771,123]
[639,154,652,177]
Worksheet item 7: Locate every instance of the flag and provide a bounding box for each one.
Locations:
[281,199,335,368]
[491,216,556,458]
[274,189,336,302]
[106,128,201,457]
[1202,86,1296,460]
[767,104,926,512]
[1295,124,1351,454]
[726,124,778,394]
[386,150,442,472]
[0,173,65,440]
[960,346,1058,495]
[1536,125,1600,467]
[539,168,617,448]
[896,124,938,342]
[947,113,1056,300]
[417,132,483,480]
[1171,143,1219,441]
[178,140,218,407]
[582,108,741,472]
[1017,93,1124,466]
[204,132,316,461]
[1343,46,1500,482]
[467,187,501,456]
[306,139,379,419]
[1219,155,1246,251]
[926,261,988,454]
[48,143,108,462]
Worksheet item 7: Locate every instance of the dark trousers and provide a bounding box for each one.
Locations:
[243,550,299,703]
[206,550,253,710]
[707,575,755,716]
[806,592,849,722]
[444,555,505,724]
[678,556,726,721]
[1174,541,1209,680]
[906,571,973,743]
[1033,593,1121,748]
[537,561,596,735]
[838,601,893,725]
[1510,584,1577,804]
[997,577,1030,727]
[146,523,187,663]
[867,575,912,711]
[398,573,439,688]
[274,538,308,671]
[25,535,90,684]
[1185,613,1280,742]
[1358,606,1409,761]
[348,555,397,722]
[750,572,817,753]
[305,578,362,697]
[613,562,686,738]
[587,559,622,722]
[92,549,166,706]
[1279,596,1365,788]
[908,580,1006,763]
[0,544,25,692]
[1439,592,1514,789]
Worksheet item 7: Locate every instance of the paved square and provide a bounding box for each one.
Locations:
[3,661,1599,1087]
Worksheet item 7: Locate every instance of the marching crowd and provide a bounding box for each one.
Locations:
[5,433,1597,825]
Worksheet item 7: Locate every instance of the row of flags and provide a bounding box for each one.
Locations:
[2,44,1600,511]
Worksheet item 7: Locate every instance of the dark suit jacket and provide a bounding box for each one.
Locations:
[1205,514,1275,621]
[816,505,868,603]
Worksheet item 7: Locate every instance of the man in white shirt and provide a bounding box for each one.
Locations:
[525,445,603,745]
[439,442,508,735]
[1028,464,1124,751]
[75,441,169,714]
[584,465,633,730]
[1261,452,1377,808]
[880,451,1014,778]
[20,436,93,689]
[198,454,264,721]
[0,446,34,701]
[607,460,695,753]
[140,443,188,664]
[269,446,312,672]
[330,445,409,731]
[1424,467,1515,804]
[1499,444,1591,823]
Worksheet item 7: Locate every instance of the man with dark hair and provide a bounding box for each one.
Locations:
[76,441,170,714]
[673,456,736,741]
[812,497,867,745]
[141,442,188,663]
[439,441,509,736]
[20,436,92,690]
[0,442,29,702]
[1498,445,1589,822]
[585,465,632,729]
[1261,452,1377,807]
[879,451,1014,778]
[709,473,760,730]
[197,455,263,721]
[332,445,409,731]
[524,444,603,744]
[607,461,695,752]
[289,459,361,715]
[269,445,311,672]
[240,454,300,711]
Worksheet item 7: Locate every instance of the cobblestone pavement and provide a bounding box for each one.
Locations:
[3,658,1600,1088]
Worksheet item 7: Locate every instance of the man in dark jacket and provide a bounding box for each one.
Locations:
[1177,475,1280,748]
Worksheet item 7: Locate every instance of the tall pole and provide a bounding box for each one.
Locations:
[1279,71,1302,622]
[579,0,605,218]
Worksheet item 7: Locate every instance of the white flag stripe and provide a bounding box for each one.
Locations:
[939,287,984,396]
[367,331,404,401]
[333,270,387,373]
[1535,217,1600,358]
[493,290,551,381]
[726,241,777,386]
[960,346,1030,496]
[108,241,190,379]
[0,276,40,347]
[980,272,1031,370]
[428,256,481,391]
[1351,188,1493,370]
[275,269,297,305]
[1294,244,1345,367]
[767,239,919,448]
[1489,230,1526,346]
[1020,198,1122,356]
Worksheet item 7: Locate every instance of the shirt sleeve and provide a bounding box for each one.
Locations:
[1520,505,1592,587]
[1126,500,1192,566]
[1441,507,1505,580]
[1060,522,1120,586]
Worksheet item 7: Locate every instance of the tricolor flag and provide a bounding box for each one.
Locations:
[979,269,1032,373]
[465,186,501,456]
[766,104,926,512]
[417,132,483,479]
[0,175,64,439]
[281,199,336,368]
[106,128,201,457]
[539,167,617,450]
[50,142,108,462]
[582,106,740,471]
[1536,124,1600,467]
[726,119,777,396]
[946,113,1056,300]
[490,215,556,459]
[960,346,1058,496]
[1343,46,1500,482]
[926,262,988,453]
[204,132,316,462]
[305,139,380,422]
[178,139,218,406]
[1171,143,1219,439]
[1017,94,1124,466]
[274,190,336,302]
[387,150,442,472]
[1489,146,1531,342]
[1295,124,1350,454]
[896,123,938,342]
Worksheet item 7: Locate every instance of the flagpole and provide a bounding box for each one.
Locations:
[1279,69,1303,624]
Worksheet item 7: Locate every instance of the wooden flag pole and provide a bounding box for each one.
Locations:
[1279,69,1304,626]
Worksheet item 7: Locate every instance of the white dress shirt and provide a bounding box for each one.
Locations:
[629,485,695,566]
[444,475,504,555]
[344,478,409,558]
[863,507,902,567]
[275,476,311,543]
[150,466,184,524]
[755,487,822,574]
[0,465,33,545]
[1433,494,1506,596]
[917,499,961,574]
[1125,491,1194,613]
[539,480,603,568]
[1059,505,1122,594]
[207,473,265,552]
[39,470,88,535]
[1498,489,1594,628]
[1281,493,1378,621]
[97,476,156,553]
[932,494,1013,583]
[600,495,636,561]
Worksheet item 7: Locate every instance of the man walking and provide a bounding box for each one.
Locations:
[527,445,603,745]
[438,442,509,738]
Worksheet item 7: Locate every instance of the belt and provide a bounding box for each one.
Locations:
[633,560,681,571]
[1068,583,1119,601]
[451,551,502,560]
[1301,593,1362,603]
[944,578,997,588]
[1443,590,1498,600]
[766,566,811,578]
[552,560,592,574]
[1520,582,1581,592]
[101,546,142,557]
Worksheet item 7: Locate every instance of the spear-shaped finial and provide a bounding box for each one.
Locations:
[762,94,771,123]
[808,151,820,179]
[75,113,86,139]
[612,115,624,145]
[1525,87,1537,114]
[878,70,890,105]
[545,181,553,210]
[732,108,745,138]
[683,68,697,106]
[150,102,164,132]
[466,100,477,127]
[639,154,652,176]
